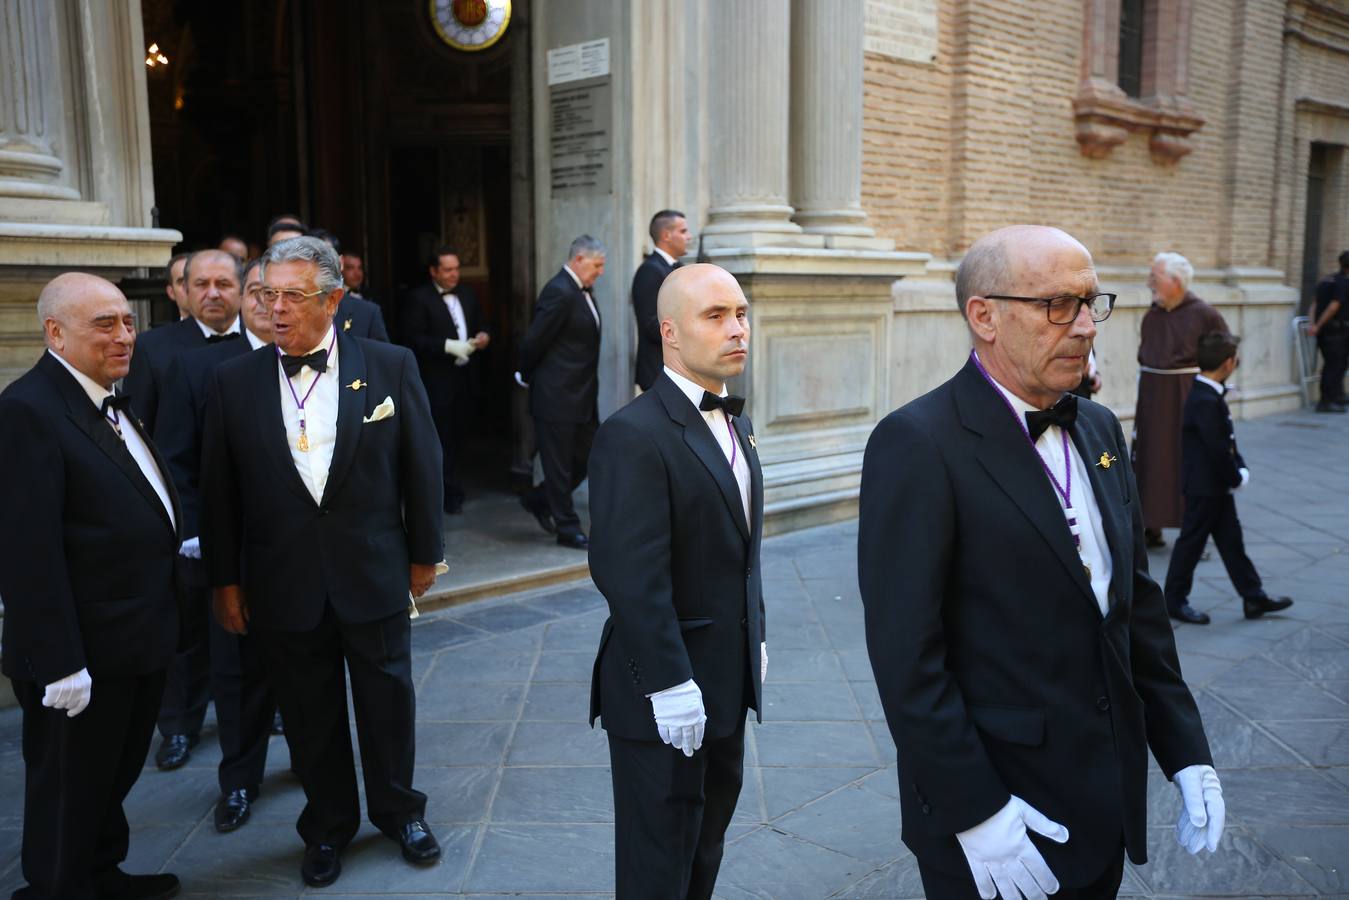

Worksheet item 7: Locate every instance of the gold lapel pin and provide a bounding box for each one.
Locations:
[748,434,757,450]
[1096,452,1117,469]
[347,379,366,391]
[343,318,353,331]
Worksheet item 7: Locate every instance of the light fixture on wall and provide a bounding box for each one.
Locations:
[145,42,169,68]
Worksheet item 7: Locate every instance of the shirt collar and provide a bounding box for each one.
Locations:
[434,279,455,297]
[47,349,113,410]
[563,265,585,291]
[306,325,337,358]
[664,365,725,412]
[974,352,1038,417]
[244,328,268,351]
[1195,374,1225,394]
[194,314,241,341]
[653,247,676,267]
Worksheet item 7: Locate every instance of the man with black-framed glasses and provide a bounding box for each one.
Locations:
[860,225,1222,900]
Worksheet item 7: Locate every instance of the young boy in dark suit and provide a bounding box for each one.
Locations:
[1164,331,1294,624]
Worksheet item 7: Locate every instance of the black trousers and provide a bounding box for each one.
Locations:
[208,615,276,796]
[1164,493,1263,607]
[157,557,211,738]
[528,416,597,536]
[430,382,470,508]
[607,718,746,900]
[917,845,1124,899]
[12,670,165,900]
[255,605,425,849]
[1319,330,1349,405]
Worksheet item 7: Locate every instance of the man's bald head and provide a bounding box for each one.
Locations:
[657,264,750,392]
[38,273,136,388]
[956,225,1092,313]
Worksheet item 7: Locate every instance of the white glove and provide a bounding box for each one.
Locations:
[955,795,1069,900]
[761,642,768,684]
[1173,764,1224,854]
[1236,467,1250,490]
[179,536,202,559]
[444,338,474,363]
[42,667,92,718]
[649,679,706,757]
[513,371,529,389]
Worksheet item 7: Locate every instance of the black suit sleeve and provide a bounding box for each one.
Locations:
[588,416,695,694]
[858,411,1009,836]
[399,291,445,360]
[1196,397,1242,489]
[631,263,663,346]
[396,349,445,564]
[0,398,87,684]
[368,304,390,343]
[154,356,203,537]
[1115,417,1213,776]
[200,368,242,587]
[517,283,571,380]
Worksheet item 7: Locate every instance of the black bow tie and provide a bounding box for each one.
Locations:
[699,391,745,418]
[280,350,328,378]
[206,332,241,344]
[1024,394,1077,441]
[440,289,456,298]
[100,393,132,415]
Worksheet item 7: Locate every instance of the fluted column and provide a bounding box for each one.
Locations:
[788,0,875,239]
[0,0,79,201]
[702,2,813,249]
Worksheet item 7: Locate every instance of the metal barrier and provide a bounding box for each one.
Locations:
[1292,315,1319,407]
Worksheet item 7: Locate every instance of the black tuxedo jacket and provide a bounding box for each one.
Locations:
[399,281,485,403]
[631,252,677,391]
[199,333,444,632]
[1181,380,1245,497]
[518,269,600,424]
[587,374,765,741]
[0,353,182,685]
[858,358,1211,884]
[155,337,256,537]
[337,293,389,342]
[123,316,221,433]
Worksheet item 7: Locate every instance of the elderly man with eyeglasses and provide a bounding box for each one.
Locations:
[200,236,445,888]
[860,226,1223,900]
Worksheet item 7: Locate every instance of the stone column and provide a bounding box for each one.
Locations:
[789,0,885,246]
[701,2,815,249]
[0,0,79,201]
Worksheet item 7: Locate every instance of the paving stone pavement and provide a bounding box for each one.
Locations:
[1,405,1348,897]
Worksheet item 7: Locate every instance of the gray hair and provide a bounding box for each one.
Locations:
[568,234,606,260]
[184,248,245,290]
[262,236,344,293]
[1152,251,1193,290]
[955,240,1010,314]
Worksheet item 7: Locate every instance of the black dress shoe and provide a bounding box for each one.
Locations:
[1145,528,1167,549]
[301,844,341,887]
[556,531,589,550]
[1316,401,1347,413]
[1169,603,1211,625]
[397,819,441,864]
[154,734,197,771]
[444,501,464,515]
[95,870,181,900]
[1244,594,1294,619]
[520,494,557,535]
[213,787,254,832]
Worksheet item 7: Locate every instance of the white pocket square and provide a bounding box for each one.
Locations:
[363,396,395,423]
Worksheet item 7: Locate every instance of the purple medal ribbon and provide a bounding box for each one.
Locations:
[725,415,738,471]
[278,330,336,448]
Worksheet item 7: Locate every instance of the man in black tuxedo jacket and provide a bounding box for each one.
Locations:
[399,246,491,513]
[859,226,1225,900]
[632,210,690,392]
[0,273,183,900]
[588,264,765,899]
[517,235,605,548]
[200,236,444,888]
[125,248,245,772]
[1163,332,1293,625]
[156,257,279,833]
[335,292,389,341]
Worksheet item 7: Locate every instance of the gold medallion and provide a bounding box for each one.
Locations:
[1096,452,1116,469]
[343,318,353,331]
[297,431,310,453]
[347,379,366,391]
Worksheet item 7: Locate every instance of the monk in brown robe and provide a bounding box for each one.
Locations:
[1132,252,1229,546]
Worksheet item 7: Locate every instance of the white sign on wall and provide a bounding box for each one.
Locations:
[864,0,939,65]
[547,38,611,86]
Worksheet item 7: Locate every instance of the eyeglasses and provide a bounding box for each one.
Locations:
[984,292,1116,325]
[260,287,326,305]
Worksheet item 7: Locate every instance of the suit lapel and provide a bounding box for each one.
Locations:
[732,413,763,543]
[322,332,366,506]
[255,348,315,505]
[1068,409,1131,612]
[657,377,750,542]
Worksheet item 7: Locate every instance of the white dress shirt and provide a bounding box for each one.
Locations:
[984,367,1113,615]
[193,315,241,340]
[664,366,751,525]
[244,328,267,351]
[278,326,340,504]
[440,287,467,342]
[49,350,176,529]
[563,265,601,327]
[653,246,677,267]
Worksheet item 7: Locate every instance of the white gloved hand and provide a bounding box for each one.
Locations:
[1173,764,1224,854]
[649,678,706,757]
[42,667,92,718]
[1236,467,1250,490]
[179,536,202,559]
[444,338,474,362]
[761,642,768,684]
[513,371,530,389]
[955,795,1069,900]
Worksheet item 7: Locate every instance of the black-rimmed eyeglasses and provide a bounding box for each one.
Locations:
[984,292,1116,325]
